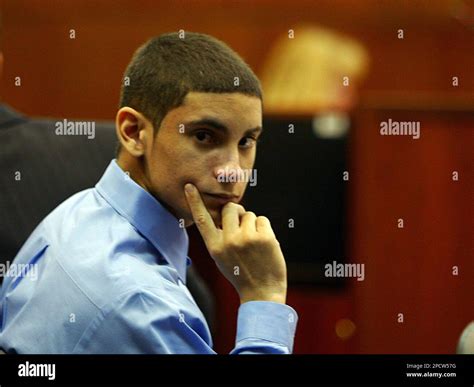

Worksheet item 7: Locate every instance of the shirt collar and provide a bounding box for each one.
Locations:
[95,159,190,284]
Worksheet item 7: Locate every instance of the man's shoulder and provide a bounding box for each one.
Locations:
[43,218,182,310]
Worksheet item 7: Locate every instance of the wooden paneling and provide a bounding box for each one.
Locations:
[350,108,473,353]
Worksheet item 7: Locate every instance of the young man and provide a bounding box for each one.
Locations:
[0,32,298,354]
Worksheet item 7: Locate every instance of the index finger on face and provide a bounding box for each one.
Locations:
[221,202,246,233]
[184,183,218,242]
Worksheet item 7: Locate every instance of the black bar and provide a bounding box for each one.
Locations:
[0,355,472,385]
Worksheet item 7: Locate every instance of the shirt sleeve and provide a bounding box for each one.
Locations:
[231,301,298,354]
[72,289,298,354]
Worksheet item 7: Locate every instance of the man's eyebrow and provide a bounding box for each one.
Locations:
[184,118,263,135]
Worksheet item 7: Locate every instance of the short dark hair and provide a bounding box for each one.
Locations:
[117,31,262,154]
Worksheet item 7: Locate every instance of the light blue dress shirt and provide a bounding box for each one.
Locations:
[0,160,298,354]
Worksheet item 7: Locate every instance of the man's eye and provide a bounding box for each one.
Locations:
[194,131,214,144]
[239,136,258,148]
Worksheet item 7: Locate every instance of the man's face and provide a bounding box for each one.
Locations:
[144,92,262,227]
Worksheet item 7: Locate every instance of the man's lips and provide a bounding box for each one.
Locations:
[203,193,240,205]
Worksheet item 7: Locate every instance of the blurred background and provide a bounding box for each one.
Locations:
[1,0,473,354]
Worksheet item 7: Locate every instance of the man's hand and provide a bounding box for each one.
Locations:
[184,183,287,304]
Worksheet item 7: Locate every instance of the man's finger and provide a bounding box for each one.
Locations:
[184,183,217,242]
[222,202,245,233]
[241,211,257,233]
[256,216,275,237]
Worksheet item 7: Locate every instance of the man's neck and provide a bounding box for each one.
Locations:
[116,153,193,228]
[116,153,150,193]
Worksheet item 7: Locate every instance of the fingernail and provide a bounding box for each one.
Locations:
[185,184,195,194]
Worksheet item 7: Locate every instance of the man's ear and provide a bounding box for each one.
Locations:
[115,107,151,157]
